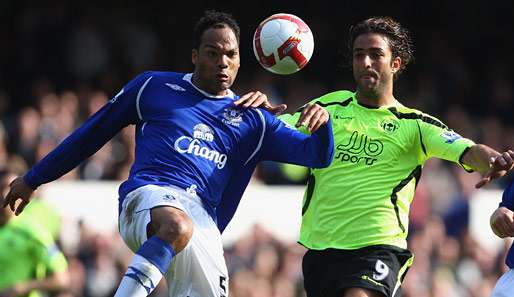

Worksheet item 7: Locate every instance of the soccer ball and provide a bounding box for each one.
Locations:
[253,13,314,75]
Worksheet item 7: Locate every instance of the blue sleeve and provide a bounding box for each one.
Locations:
[23,72,150,188]
[500,180,514,210]
[216,164,256,233]
[259,110,334,168]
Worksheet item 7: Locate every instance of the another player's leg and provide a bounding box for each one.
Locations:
[115,185,193,297]
[490,269,514,297]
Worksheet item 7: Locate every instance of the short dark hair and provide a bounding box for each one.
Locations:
[348,17,414,78]
[193,10,240,49]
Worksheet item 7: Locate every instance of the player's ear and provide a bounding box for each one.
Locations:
[391,56,401,74]
[192,49,198,65]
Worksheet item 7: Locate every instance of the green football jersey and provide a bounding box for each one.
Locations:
[0,216,67,297]
[279,90,475,250]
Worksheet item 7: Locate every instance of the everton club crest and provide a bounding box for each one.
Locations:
[222,108,243,127]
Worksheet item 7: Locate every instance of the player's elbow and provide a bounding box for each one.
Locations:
[312,152,334,168]
[49,270,70,291]
[315,146,334,168]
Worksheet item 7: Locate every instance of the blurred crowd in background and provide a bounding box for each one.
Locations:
[1,1,514,296]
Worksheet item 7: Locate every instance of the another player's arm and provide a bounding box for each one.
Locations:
[233,91,287,114]
[260,109,334,168]
[461,145,514,188]
[1,73,149,214]
[235,95,327,132]
[0,270,69,297]
[417,115,514,188]
[0,232,69,296]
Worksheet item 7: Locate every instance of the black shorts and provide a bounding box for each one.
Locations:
[302,245,413,297]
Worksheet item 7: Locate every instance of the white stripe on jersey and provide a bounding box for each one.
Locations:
[244,109,266,165]
[136,76,153,120]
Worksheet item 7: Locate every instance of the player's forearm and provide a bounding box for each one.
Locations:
[13,270,69,294]
[309,118,334,168]
[461,144,500,175]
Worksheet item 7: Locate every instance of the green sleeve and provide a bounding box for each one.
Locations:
[418,115,475,170]
[39,243,68,273]
[31,226,68,274]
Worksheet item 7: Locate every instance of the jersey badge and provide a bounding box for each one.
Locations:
[381,120,399,133]
[222,108,243,127]
[441,130,462,144]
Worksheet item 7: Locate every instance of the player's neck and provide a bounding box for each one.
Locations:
[191,73,228,97]
[355,88,395,107]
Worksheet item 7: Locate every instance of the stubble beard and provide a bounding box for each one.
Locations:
[356,81,381,101]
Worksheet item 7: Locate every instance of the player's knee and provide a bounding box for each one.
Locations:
[151,208,193,252]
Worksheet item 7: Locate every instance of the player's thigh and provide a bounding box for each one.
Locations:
[491,269,514,297]
[165,195,228,297]
[118,184,190,252]
[148,205,193,250]
[342,287,383,297]
[303,245,413,297]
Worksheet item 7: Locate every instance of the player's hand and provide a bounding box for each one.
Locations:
[490,207,514,238]
[234,91,287,115]
[0,285,23,297]
[296,103,329,133]
[475,150,514,188]
[1,176,35,215]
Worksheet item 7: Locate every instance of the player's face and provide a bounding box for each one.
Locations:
[192,26,240,96]
[352,33,401,97]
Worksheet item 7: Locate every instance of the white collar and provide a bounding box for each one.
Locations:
[183,73,235,99]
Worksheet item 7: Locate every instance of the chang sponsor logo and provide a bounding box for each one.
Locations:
[174,124,227,169]
[335,131,383,165]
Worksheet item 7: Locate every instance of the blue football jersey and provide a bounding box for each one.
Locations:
[500,180,514,268]
[24,71,334,228]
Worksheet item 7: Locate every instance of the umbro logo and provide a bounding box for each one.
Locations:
[165,83,186,92]
[334,115,353,120]
[163,194,176,201]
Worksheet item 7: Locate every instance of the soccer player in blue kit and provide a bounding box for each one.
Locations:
[490,177,514,297]
[1,10,334,297]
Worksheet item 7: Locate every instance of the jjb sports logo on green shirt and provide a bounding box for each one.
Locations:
[335,130,384,166]
[279,91,474,250]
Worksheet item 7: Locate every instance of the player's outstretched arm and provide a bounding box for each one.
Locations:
[233,91,287,115]
[0,269,69,297]
[490,207,514,238]
[1,176,35,215]
[295,103,329,133]
[461,144,514,188]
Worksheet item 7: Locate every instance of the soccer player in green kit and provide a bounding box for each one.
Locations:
[235,16,514,297]
[0,171,69,297]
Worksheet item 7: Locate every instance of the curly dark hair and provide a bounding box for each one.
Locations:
[193,10,240,49]
[347,17,414,78]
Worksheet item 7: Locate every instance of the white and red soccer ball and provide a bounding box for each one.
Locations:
[253,13,314,75]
